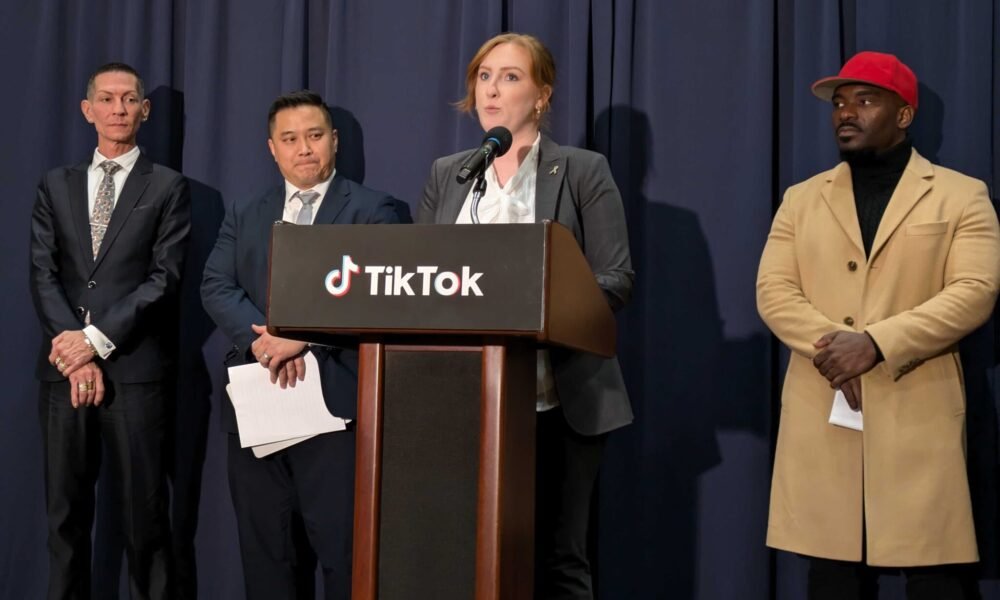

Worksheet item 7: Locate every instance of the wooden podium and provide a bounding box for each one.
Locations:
[267,222,615,600]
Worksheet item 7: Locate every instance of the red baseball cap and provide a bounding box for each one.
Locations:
[811,51,918,109]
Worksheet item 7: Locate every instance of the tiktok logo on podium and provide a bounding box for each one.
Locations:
[323,255,484,298]
[324,255,361,297]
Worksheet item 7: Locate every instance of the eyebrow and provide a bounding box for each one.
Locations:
[279,127,326,136]
[479,65,527,73]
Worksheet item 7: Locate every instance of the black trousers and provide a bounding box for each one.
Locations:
[227,429,355,600]
[534,407,608,600]
[38,380,172,600]
[807,557,973,600]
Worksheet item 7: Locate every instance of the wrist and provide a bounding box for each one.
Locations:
[863,331,884,364]
[82,335,98,358]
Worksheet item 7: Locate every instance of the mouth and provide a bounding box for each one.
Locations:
[481,106,501,114]
[836,125,862,142]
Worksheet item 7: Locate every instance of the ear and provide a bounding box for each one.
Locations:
[81,99,94,123]
[897,104,914,129]
[267,138,277,161]
[539,84,553,109]
[140,98,151,122]
[331,129,339,154]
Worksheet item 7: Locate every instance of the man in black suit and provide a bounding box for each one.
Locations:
[201,90,405,599]
[29,62,191,599]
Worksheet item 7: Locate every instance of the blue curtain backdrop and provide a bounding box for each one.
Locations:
[1,0,998,598]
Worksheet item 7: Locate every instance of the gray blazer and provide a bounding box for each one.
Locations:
[418,134,634,435]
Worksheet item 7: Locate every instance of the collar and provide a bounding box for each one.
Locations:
[844,137,912,178]
[283,169,337,205]
[90,146,141,173]
[485,132,540,193]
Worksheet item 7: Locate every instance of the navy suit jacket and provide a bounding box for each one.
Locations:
[201,173,406,433]
[30,153,191,383]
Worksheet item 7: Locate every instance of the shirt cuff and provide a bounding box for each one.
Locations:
[83,325,116,359]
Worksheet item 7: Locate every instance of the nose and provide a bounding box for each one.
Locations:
[297,137,313,155]
[112,97,127,114]
[486,79,499,98]
[838,102,857,122]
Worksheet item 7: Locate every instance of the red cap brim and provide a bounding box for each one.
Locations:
[811,75,915,108]
[811,76,877,101]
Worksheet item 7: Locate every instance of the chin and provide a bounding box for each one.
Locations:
[836,139,863,153]
[477,118,503,133]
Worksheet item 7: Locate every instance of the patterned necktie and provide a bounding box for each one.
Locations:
[295,190,320,225]
[91,160,122,258]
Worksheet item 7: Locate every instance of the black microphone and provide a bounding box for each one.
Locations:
[456,127,513,184]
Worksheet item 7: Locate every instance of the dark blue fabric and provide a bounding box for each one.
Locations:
[1,1,997,598]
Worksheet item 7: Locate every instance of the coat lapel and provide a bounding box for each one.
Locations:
[868,150,934,261]
[314,174,351,224]
[534,136,566,222]
[67,163,93,262]
[440,160,473,225]
[92,154,152,271]
[820,162,865,256]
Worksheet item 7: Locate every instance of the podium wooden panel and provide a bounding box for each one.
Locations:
[267,222,615,599]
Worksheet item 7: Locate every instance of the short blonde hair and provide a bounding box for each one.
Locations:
[456,33,555,118]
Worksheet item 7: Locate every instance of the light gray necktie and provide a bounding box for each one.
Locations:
[295,190,320,225]
[91,160,122,257]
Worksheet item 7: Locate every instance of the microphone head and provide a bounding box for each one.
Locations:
[482,127,513,157]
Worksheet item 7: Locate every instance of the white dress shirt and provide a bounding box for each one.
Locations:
[81,146,142,358]
[282,170,336,224]
[456,134,558,412]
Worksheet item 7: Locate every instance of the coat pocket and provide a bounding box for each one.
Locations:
[905,221,948,236]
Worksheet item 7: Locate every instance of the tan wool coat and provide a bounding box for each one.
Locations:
[757,149,1000,566]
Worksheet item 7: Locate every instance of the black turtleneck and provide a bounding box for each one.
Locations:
[845,138,912,257]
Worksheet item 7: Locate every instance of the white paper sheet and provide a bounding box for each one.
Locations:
[829,389,863,431]
[226,352,347,451]
[251,435,318,458]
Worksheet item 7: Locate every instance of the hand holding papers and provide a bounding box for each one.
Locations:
[227,352,348,457]
[829,389,863,431]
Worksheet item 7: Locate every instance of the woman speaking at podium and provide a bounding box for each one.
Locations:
[418,33,634,600]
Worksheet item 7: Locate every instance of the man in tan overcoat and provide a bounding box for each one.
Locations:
[757,51,1000,599]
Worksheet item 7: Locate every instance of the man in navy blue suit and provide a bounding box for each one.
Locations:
[201,90,405,599]
[30,62,190,599]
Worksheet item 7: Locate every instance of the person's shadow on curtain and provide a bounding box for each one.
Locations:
[591,105,726,598]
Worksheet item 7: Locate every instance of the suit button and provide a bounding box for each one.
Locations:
[87,281,96,289]
[843,316,855,326]
[847,261,858,272]
[76,306,86,316]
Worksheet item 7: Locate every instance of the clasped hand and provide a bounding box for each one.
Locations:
[813,331,877,412]
[250,324,307,388]
[69,362,105,408]
[49,330,95,377]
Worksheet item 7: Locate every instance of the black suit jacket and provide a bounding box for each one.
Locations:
[201,174,405,433]
[418,135,634,435]
[30,153,191,383]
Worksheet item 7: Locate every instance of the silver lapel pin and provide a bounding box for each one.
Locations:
[549,165,559,175]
